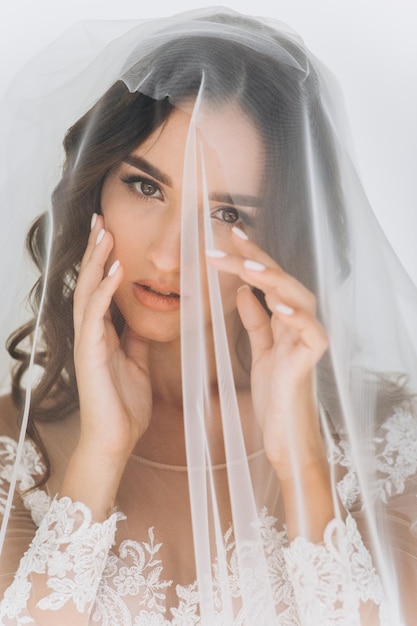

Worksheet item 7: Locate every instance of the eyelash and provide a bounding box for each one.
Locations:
[211,206,242,226]
[211,207,256,229]
[121,175,164,201]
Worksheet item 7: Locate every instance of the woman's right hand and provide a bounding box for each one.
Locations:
[61,214,152,520]
[74,213,153,458]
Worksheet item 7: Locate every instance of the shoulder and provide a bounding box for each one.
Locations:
[0,393,37,464]
[0,391,80,450]
[0,392,80,494]
[0,393,21,440]
[0,393,43,477]
[332,389,417,512]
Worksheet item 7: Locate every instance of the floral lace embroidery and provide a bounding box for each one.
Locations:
[92,508,299,626]
[0,497,122,624]
[375,407,417,501]
[0,435,51,525]
[330,404,417,508]
[0,435,391,624]
[0,497,386,625]
[93,529,172,624]
[168,509,299,626]
[330,439,361,510]
[283,515,388,625]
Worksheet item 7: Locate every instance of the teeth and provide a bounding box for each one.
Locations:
[144,285,179,297]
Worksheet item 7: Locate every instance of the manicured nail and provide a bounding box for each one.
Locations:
[96,228,105,245]
[237,284,250,293]
[232,226,249,241]
[108,260,120,277]
[243,259,266,272]
[90,213,97,230]
[206,249,227,258]
[276,303,294,315]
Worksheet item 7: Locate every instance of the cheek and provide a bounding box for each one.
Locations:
[102,210,147,260]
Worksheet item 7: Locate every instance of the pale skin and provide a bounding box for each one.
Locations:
[61,103,333,544]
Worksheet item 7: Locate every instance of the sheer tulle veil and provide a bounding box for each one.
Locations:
[1,7,417,624]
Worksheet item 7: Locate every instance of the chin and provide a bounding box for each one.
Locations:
[125,316,181,344]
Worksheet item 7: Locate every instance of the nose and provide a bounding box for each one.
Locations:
[147,211,181,273]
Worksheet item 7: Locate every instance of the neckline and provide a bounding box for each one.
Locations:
[131,448,266,472]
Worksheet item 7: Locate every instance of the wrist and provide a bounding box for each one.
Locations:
[277,457,335,542]
[76,405,141,459]
[266,428,327,481]
[60,443,128,522]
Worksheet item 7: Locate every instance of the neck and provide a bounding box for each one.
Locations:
[148,308,250,404]
[132,310,254,465]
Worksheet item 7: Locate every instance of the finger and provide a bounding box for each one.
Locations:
[236,285,275,362]
[76,260,123,348]
[229,225,280,266]
[80,213,106,271]
[271,305,328,358]
[207,248,316,314]
[74,229,117,332]
[213,227,316,310]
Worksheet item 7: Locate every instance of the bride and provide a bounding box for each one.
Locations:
[1,8,417,625]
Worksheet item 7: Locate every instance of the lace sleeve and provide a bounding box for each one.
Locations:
[0,496,123,625]
[283,513,389,625]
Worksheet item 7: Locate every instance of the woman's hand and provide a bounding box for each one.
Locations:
[207,227,334,540]
[207,226,328,473]
[61,214,152,520]
[73,213,153,459]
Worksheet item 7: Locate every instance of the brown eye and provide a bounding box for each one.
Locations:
[212,207,240,224]
[121,174,164,201]
[137,181,160,197]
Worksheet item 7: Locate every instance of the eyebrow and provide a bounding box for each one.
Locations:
[209,192,260,209]
[123,155,172,187]
[123,155,260,209]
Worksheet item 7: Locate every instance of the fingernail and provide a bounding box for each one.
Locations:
[206,249,227,258]
[96,228,105,245]
[90,213,97,230]
[108,260,120,277]
[237,284,250,293]
[243,259,266,272]
[232,226,249,241]
[276,303,294,315]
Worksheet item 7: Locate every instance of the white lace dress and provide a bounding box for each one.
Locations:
[1,400,417,625]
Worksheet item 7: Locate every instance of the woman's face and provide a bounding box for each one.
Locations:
[101,101,264,344]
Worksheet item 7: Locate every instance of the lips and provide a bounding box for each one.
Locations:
[133,279,180,311]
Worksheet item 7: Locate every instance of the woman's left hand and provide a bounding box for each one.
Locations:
[206,227,329,481]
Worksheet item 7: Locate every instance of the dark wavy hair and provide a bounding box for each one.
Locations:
[7,13,351,484]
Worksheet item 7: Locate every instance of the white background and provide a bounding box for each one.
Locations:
[1,0,416,284]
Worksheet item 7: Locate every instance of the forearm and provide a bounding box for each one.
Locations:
[266,396,337,543]
[3,436,129,623]
[276,455,336,542]
[0,496,121,626]
[273,436,386,624]
[60,441,129,522]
